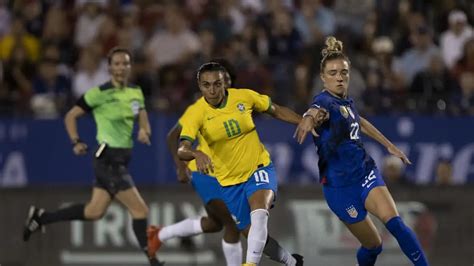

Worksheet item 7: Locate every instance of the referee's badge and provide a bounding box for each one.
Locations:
[131,100,140,115]
[237,103,245,112]
[346,205,358,218]
[339,105,349,118]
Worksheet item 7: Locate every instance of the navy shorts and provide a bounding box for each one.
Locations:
[323,168,386,224]
[220,163,278,231]
[191,171,223,204]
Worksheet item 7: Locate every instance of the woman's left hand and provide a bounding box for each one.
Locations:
[137,128,151,145]
[387,145,411,164]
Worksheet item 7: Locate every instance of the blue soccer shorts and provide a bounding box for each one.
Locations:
[191,171,223,204]
[220,163,278,231]
[323,168,386,224]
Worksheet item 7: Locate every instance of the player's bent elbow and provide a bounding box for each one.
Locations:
[177,147,189,161]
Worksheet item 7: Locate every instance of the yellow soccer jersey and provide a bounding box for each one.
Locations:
[180,88,272,186]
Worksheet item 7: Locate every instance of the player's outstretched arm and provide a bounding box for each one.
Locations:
[64,105,88,156]
[266,103,302,124]
[178,140,214,174]
[359,116,411,164]
[167,123,190,183]
[293,107,329,144]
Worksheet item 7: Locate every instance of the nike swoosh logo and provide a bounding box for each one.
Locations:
[366,181,376,188]
[413,253,421,261]
[256,183,266,186]
[207,116,216,120]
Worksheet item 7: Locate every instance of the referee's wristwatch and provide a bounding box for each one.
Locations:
[71,138,83,146]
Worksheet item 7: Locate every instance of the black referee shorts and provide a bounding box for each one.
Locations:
[93,146,135,197]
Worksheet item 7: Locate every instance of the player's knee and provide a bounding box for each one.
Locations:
[358,244,383,259]
[365,237,383,249]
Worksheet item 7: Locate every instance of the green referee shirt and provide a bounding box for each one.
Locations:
[77,81,145,148]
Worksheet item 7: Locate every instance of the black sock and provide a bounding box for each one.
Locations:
[133,218,150,255]
[40,204,86,225]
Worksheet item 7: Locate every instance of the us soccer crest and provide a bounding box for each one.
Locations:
[339,106,349,118]
[237,103,245,112]
[340,105,355,119]
[346,205,358,218]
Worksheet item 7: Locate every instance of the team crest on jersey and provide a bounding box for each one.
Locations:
[131,100,140,115]
[237,103,245,112]
[346,205,358,218]
[339,106,349,118]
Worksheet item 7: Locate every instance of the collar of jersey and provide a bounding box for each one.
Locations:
[100,81,137,90]
[323,90,350,103]
[207,90,228,109]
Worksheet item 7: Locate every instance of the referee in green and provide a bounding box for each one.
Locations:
[23,47,164,265]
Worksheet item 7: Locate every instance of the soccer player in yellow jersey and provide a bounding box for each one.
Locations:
[148,62,243,265]
[176,62,304,266]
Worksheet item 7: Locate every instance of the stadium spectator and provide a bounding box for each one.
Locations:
[198,1,238,43]
[30,58,71,118]
[118,6,145,56]
[294,0,336,46]
[0,0,11,38]
[72,48,108,99]
[410,53,458,114]
[450,71,474,115]
[394,24,440,86]
[0,45,34,114]
[440,10,473,69]
[42,6,76,65]
[74,0,106,49]
[97,15,119,56]
[333,0,374,37]
[362,37,404,113]
[0,15,40,62]
[20,0,45,38]
[451,38,474,80]
[145,5,201,69]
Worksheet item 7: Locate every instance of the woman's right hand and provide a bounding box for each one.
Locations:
[73,142,88,156]
[294,116,315,144]
[194,150,214,174]
[294,108,329,144]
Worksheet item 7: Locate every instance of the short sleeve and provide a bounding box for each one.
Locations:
[137,87,145,109]
[311,94,329,110]
[245,89,272,113]
[179,104,202,144]
[83,87,102,110]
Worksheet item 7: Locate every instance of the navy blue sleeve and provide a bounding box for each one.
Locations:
[76,96,92,112]
[310,93,329,110]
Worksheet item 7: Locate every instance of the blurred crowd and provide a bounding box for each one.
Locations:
[0,0,473,118]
